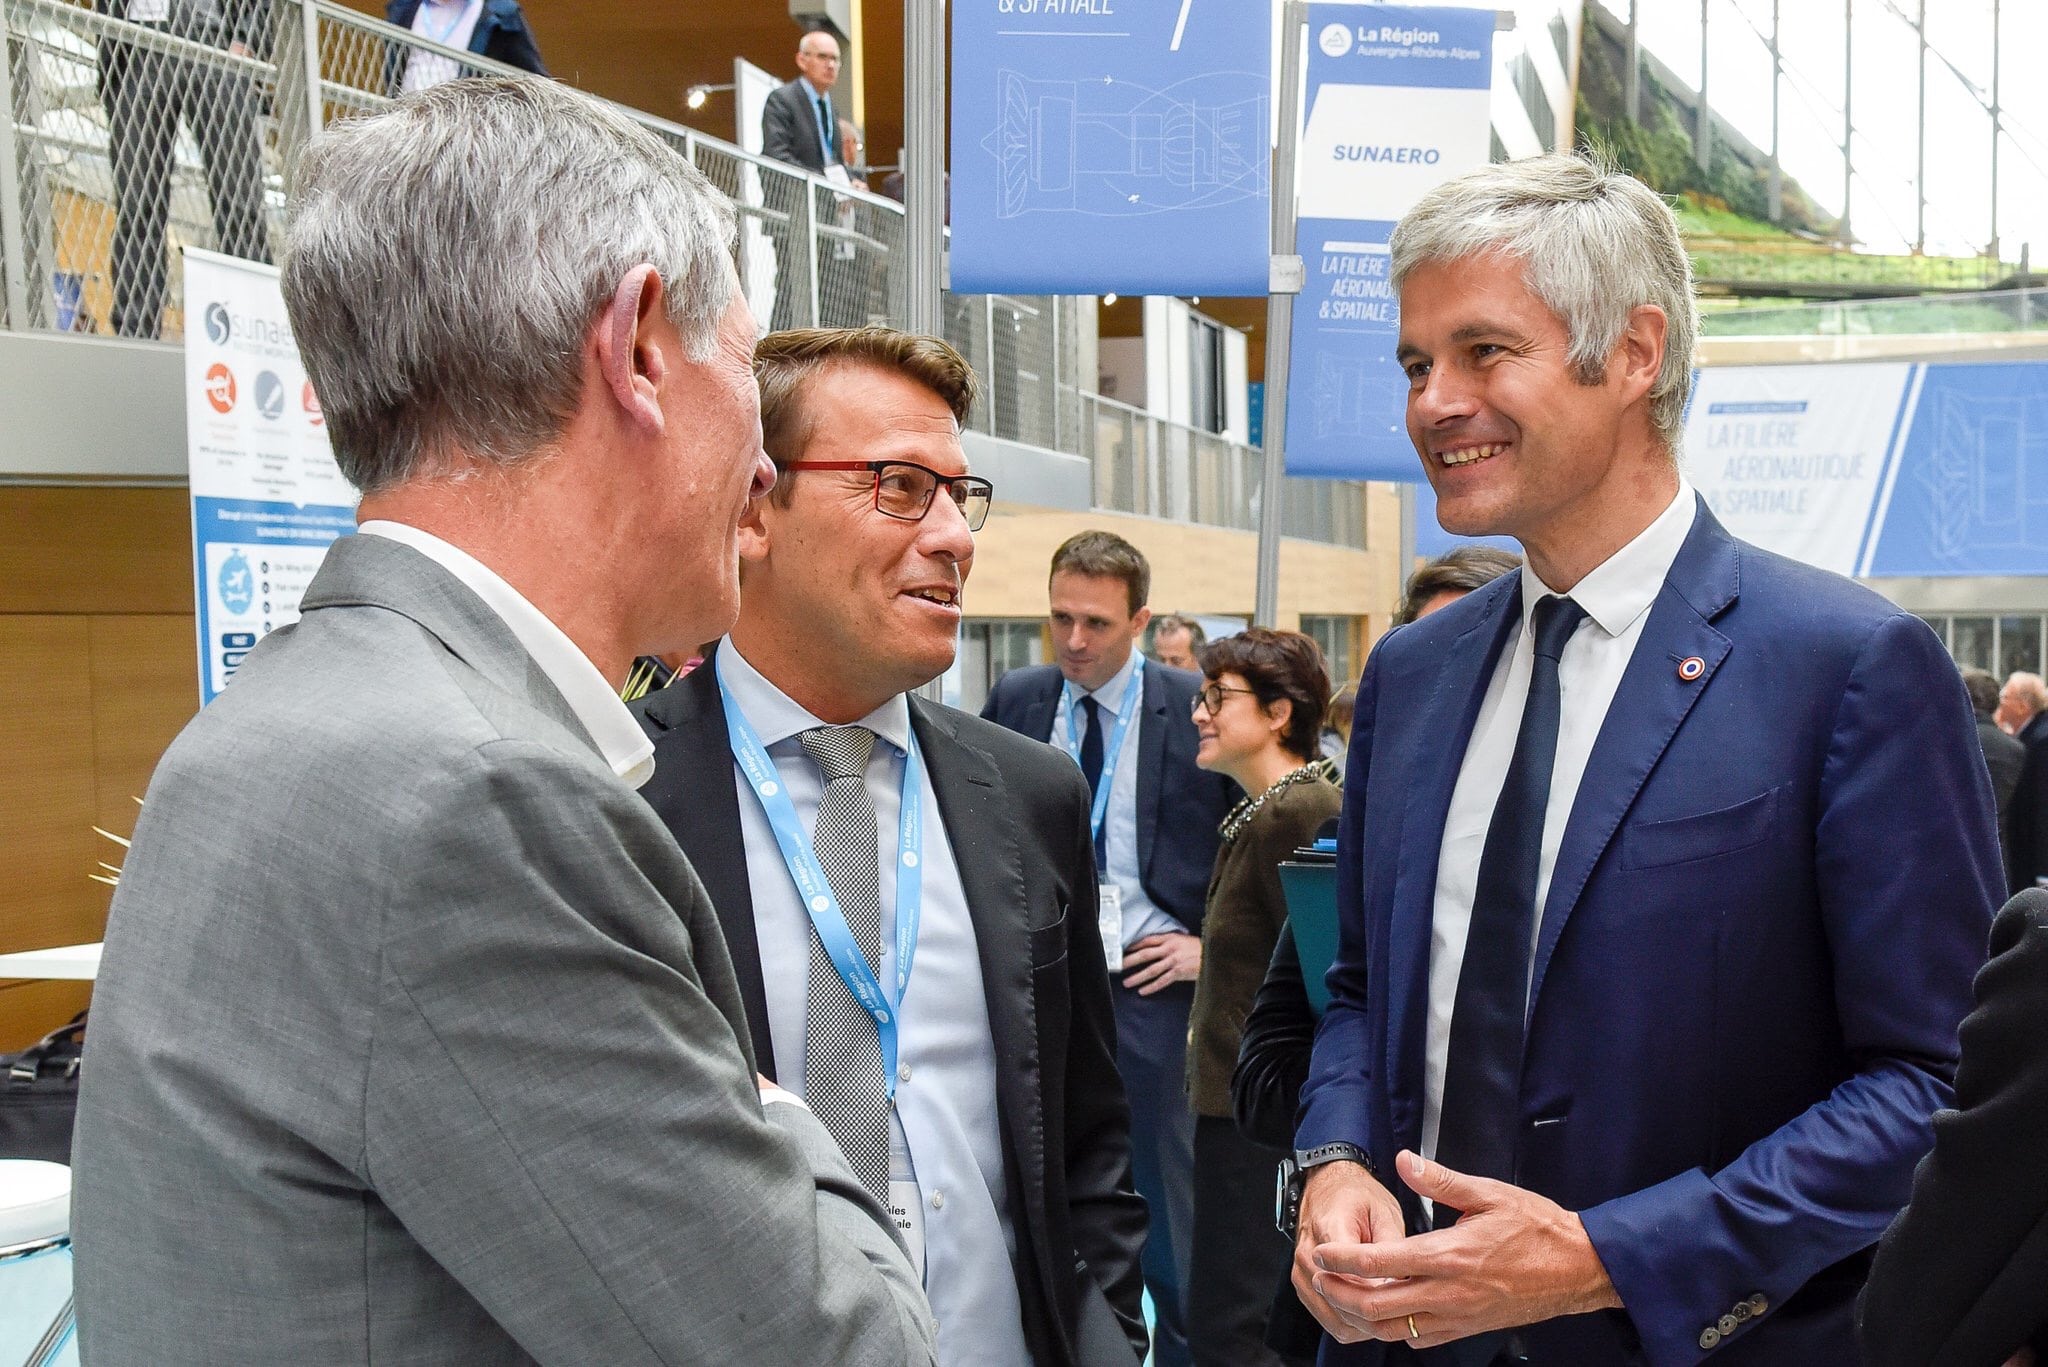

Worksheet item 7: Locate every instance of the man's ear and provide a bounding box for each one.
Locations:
[1131,605,1154,638]
[1615,303,1667,404]
[595,263,667,435]
[736,490,774,568]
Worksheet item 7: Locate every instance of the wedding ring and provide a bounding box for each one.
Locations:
[1408,1314,1420,1341]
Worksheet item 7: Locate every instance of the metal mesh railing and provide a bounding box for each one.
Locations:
[1,0,1365,548]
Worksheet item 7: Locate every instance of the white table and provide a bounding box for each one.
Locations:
[0,944,101,981]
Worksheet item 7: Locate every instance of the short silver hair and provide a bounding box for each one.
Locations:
[1390,153,1698,449]
[282,77,739,493]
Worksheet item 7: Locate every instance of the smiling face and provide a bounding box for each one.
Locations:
[734,360,972,715]
[1050,571,1149,693]
[1395,252,1673,587]
[1193,670,1289,781]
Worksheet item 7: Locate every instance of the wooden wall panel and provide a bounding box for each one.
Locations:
[0,488,192,616]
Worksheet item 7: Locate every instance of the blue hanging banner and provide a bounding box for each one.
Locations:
[1283,6,1496,481]
[949,0,1272,295]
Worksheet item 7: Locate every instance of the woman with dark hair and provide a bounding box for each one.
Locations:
[1183,628,1341,1367]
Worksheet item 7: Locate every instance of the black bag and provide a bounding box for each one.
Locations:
[0,1013,85,1164]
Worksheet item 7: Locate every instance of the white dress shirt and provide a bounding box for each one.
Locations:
[716,642,1031,1367]
[402,0,486,94]
[1048,650,1187,947]
[356,521,654,788]
[1420,483,1698,1165]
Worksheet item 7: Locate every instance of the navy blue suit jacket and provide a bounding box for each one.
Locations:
[1296,501,2001,1367]
[981,661,1235,935]
[383,0,546,89]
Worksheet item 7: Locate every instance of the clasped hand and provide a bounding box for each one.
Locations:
[1293,1150,1621,1350]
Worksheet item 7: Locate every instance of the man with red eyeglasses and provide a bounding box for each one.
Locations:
[632,327,1149,1367]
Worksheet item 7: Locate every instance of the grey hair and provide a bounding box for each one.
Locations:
[1389,153,1698,450]
[281,76,739,494]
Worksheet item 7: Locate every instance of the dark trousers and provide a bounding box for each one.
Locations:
[1114,980,1196,1367]
[1189,1115,1312,1367]
[99,33,271,338]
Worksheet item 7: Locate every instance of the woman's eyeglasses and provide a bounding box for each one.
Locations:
[1190,683,1257,716]
[782,459,995,531]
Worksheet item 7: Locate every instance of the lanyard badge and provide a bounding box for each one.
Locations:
[717,666,923,1097]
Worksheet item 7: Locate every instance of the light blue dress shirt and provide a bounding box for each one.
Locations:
[1049,650,1188,948]
[717,642,1030,1367]
[796,75,839,166]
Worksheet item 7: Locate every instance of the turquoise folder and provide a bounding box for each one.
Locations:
[1278,843,1340,1017]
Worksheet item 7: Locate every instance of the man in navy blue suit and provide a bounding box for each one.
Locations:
[983,530,1236,1367]
[1281,155,2002,1367]
[385,0,546,95]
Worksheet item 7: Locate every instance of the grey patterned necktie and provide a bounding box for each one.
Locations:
[798,725,889,1198]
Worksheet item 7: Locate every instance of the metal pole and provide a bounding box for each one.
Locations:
[1990,0,2002,259]
[1840,0,1852,245]
[1695,0,1711,171]
[1768,0,1783,223]
[902,0,944,338]
[0,15,33,328]
[1914,0,1926,254]
[1253,1,1306,630]
[1626,0,1640,122]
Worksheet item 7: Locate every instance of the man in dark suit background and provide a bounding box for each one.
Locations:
[384,0,546,93]
[1963,666,2027,871]
[2003,672,2048,893]
[982,530,1238,1367]
[1287,154,1998,1366]
[759,28,859,330]
[634,327,1147,1366]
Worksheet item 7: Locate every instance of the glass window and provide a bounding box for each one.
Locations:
[2000,616,2043,681]
[957,620,1046,714]
[1952,617,1996,673]
[1299,615,1363,691]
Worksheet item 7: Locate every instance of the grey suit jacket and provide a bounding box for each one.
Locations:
[71,533,936,1365]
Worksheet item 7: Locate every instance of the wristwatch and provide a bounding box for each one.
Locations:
[1275,1142,1377,1239]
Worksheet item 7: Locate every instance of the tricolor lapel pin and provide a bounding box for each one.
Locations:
[1677,656,1706,682]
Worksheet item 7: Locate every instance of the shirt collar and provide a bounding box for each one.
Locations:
[716,637,913,758]
[1071,648,1141,719]
[798,76,830,107]
[356,521,656,788]
[1521,480,1697,639]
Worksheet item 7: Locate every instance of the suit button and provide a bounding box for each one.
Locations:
[1747,1294,1769,1317]
[1717,1315,1738,1336]
[1699,1327,1721,1351]
[1732,1302,1753,1323]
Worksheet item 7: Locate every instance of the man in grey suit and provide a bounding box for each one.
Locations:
[70,77,936,1366]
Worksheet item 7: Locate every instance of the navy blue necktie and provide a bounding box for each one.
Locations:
[816,95,836,164]
[1435,594,1588,1191]
[1079,696,1107,871]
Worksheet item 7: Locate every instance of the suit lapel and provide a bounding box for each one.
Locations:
[1527,504,1741,1011]
[1019,671,1061,745]
[1134,663,1168,880]
[636,653,777,1076]
[910,699,1052,1287]
[1386,577,1522,1136]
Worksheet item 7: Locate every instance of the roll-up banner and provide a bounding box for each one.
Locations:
[1417,359,2048,580]
[949,0,1272,295]
[183,248,356,704]
[1283,4,1495,480]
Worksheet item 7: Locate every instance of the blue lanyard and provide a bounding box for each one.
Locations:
[717,667,923,1098]
[1062,653,1144,842]
[419,0,472,47]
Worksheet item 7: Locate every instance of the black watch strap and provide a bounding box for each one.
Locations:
[1277,1142,1378,1239]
